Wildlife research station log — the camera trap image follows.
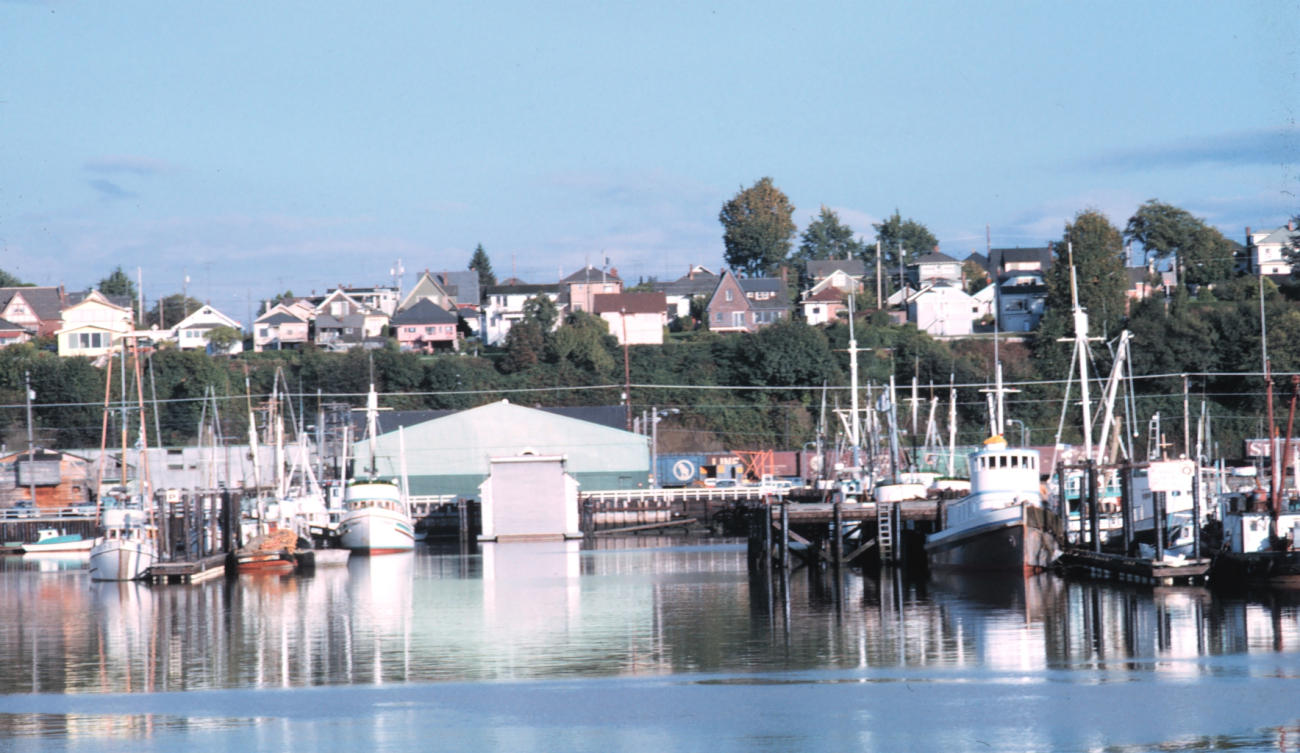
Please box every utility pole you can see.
[622,309,632,431]
[24,371,36,507]
[875,241,882,308]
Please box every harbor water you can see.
[1,539,1299,751]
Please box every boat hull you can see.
[926,504,1063,574]
[89,538,158,581]
[232,551,297,573]
[339,507,414,554]
[21,540,94,553]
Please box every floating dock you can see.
[1058,549,1211,585]
[147,554,228,584]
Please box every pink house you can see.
[391,298,460,352]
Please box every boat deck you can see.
[1059,548,1211,585]
[147,554,229,584]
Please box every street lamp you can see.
[650,406,680,488]
[1006,419,1029,448]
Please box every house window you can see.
[259,328,269,338]
[715,312,723,323]
[425,327,434,334]
[603,285,613,293]
[812,307,821,314]
[331,302,345,316]
[406,327,416,333]
[733,312,745,327]
[725,290,733,302]
[75,332,105,349]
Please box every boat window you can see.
[979,457,986,469]
[999,456,1007,468]
[1011,456,1019,468]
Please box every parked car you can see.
[713,479,740,489]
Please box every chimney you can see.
[1290,221,1295,232]
[688,264,694,281]
[610,267,618,280]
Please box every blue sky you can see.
[2,0,1297,324]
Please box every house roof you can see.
[806,259,866,279]
[804,287,845,303]
[0,287,65,322]
[1125,267,1153,287]
[561,265,622,285]
[911,251,960,265]
[592,292,667,315]
[258,311,305,326]
[0,318,28,332]
[977,247,1054,275]
[738,277,790,309]
[390,298,459,326]
[653,267,720,297]
[315,313,369,329]
[356,404,630,437]
[498,277,528,286]
[1258,226,1300,246]
[435,271,481,306]
[484,283,560,297]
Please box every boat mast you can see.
[947,375,957,478]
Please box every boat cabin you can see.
[969,437,1041,496]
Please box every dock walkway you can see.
[1059,549,1211,585]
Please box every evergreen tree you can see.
[0,269,25,288]
[469,244,497,288]
[522,294,559,334]
[872,210,938,269]
[719,177,796,277]
[97,266,137,299]
[791,206,864,287]
[499,321,544,373]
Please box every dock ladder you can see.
[877,502,896,564]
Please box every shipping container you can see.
[655,454,707,487]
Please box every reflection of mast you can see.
[367,383,379,479]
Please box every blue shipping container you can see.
[656,454,707,487]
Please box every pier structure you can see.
[747,498,942,573]
[148,488,245,583]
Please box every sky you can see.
[2,0,1298,325]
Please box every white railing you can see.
[0,507,98,521]
[580,487,788,504]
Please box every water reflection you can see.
[0,538,1298,697]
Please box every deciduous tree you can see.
[522,294,559,334]
[872,210,938,269]
[1123,200,1233,285]
[719,177,796,277]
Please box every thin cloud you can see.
[1084,128,1298,171]
[88,179,138,201]
[85,155,179,176]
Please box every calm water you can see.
[1,538,1299,751]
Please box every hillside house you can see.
[706,270,790,334]
[169,304,244,354]
[312,289,387,343]
[1246,222,1300,276]
[805,259,866,293]
[562,266,623,314]
[653,266,720,320]
[907,282,979,337]
[801,286,847,326]
[55,291,135,358]
[480,283,561,346]
[253,306,309,351]
[392,298,461,352]
[398,272,459,313]
[0,287,67,338]
[592,292,668,345]
[907,251,963,287]
[996,271,1048,332]
[327,285,399,317]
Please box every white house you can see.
[1247,222,1299,276]
[907,251,963,287]
[906,282,979,337]
[55,291,135,358]
[169,304,244,354]
[592,292,667,345]
[479,283,561,346]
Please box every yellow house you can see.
[55,291,134,358]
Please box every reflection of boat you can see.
[21,529,95,553]
[925,436,1063,573]
[339,481,414,554]
[89,509,159,581]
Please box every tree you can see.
[791,206,864,287]
[719,177,796,277]
[499,321,544,373]
[522,294,559,334]
[469,244,497,288]
[205,325,243,355]
[98,266,137,299]
[147,294,205,329]
[1123,200,1233,285]
[963,259,991,295]
[547,311,616,373]
[1034,210,1128,375]
[1283,213,1300,272]
[268,290,295,308]
[872,210,939,270]
[0,270,25,288]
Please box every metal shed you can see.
[355,400,651,497]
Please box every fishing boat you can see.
[21,529,95,554]
[338,480,414,554]
[231,529,300,573]
[925,435,1063,573]
[88,509,159,581]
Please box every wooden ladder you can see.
[877,502,895,564]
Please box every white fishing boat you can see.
[88,509,159,581]
[925,435,1063,573]
[21,529,95,553]
[339,480,414,554]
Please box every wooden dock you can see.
[147,554,229,584]
[1059,548,1211,585]
[748,499,942,572]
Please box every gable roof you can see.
[738,277,790,309]
[984,246,1054,274]
[592,292,667,315]
[561,265,622,285]
[484,283,560,297]
[360,404,630,436]
[172,304,240,331]
[435,270,481,306]
[654,266,720,297]
[391,298,459,325]
[805,287,846,303]
[398,272,454,312]
[258,311,305,326]
[0,318,28,333]
[1258,225,1300,246]
[0,287,65,322]
[911,251,959,265]
[806,259,867,279]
